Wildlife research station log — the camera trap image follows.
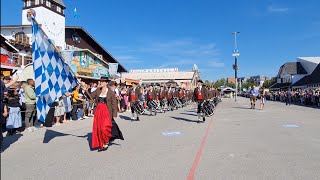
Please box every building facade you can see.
[270,57,320,90]
[1,0,127,80]
[121,67,200,90]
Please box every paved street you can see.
[1,97,320,180]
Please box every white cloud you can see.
[116,55,135,60]
[112,38,222,69]
[115,55,143,64]
[268,6,289,13]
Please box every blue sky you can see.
[1,0,320,81]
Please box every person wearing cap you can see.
[147,84,157,116]
[129,82,142,120]
[193,80,208,122]
[90,77,123,152]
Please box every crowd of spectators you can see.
[268,89,320,107]
[1,76,179,138]
[240,87,320,108]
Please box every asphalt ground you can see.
[1,97,320,180]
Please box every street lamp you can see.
[232,32,240,102]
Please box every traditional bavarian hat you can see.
[197,79,204,83]
[100,76,110,82]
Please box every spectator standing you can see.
[63,92,72,122]
[286,88,292,106]
[71,86,84,121]
[54,96,65,126]
[24,79,37,132]
[259,87,266,110]
[18,81,27,126]
[1,75,19,151]
[6,88,22,135]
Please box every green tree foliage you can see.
[241,81,255,90]
[213,78,226,88]
[262,78,276,88]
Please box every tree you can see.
[213,78,226,88]
[242,81,255,90]
[263,78,276,88]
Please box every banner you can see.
[109,63,118,76]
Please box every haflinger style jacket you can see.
[158,88,167,100]
[193,86,209,102]
[90,87,118,118]
[128,87,142,102]
[147,89,157,101]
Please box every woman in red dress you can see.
[91,78,112,152]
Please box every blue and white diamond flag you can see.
[32,18,78,122]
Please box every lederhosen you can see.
[159,89,166,107]
[130,88,140,114]
[194,86,206,114]
[167,89,172,107]
[147,90,156,111]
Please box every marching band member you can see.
[167,86,173,111]
[159,85,167,112]
[129,82,142,120]
[193,80,208,122]
[172,86,178,109]
[147,84,157,116]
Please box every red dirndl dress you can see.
[91,100,112,149]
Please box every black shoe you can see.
[98,146,108,152]
[203,117,206,122]
[137,117,140,121]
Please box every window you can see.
[35,0,39,5]
[57,6,61,13]
[46,0,51,7]
[26,0,31,6]
[40,0,43,4]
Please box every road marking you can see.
[283,124,300,128]
[161,131,182,136]
[187,119,214,180]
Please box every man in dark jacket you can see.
[129,82,142,120]
[193,80,208,122]
[147,84,157,116]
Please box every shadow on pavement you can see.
[185,110,196,113]
[231,107,251,110]
[2,134,23,152]
[180,112,197,116]
[43,129,72,143]
[170,116,200,123]
[119,115,133,121]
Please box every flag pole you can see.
[29,14,96,104]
